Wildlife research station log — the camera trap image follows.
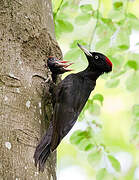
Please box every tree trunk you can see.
[0,0,62,179]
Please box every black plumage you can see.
[34,43,112,171]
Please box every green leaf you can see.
[96,168,115,180]
[125,72,139,92]
[70,40,87,49]
[118,45,129,50]
[126,60,138,71]
[70,129,94,151]
[108,155,121,172]
[57,20,74,33]
[80,4,93,13]
[93,94,104,105]
[127,13,137,19]
[108,9,125,22]
[78,139,94,151]
[96,21,116,40]
[127,13,139,30]
[113,2,123,10]
[96,168,107,180]
[132,104,139,117]
[115,24,131,50]
[57,13,68,20]
[88,150,102,166]
[75,13,91,25]
[105,79,120,88]
[88,102,101,116]
[92,120,102,128]
[85,144,94,151]
[93,10,102,19]
[101,18,112,24]
[70,130,84,145]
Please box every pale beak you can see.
[77,43,92,57]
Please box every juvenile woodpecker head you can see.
[77,43,112,73]
[47,56,73,75]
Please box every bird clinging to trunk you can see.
[34,43,112,171]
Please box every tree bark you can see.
[0,0,62,179]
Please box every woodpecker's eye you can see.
[95,55,99,59]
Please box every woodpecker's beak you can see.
[77,43,92,57]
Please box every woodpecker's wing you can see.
[50,74,94,151]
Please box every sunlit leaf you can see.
[92,120,102,129]
[126,60,138,71]
[105,79,120,88]
[113,2,123,10]
[96,21,116,40]
[96,168,107,180]
[93,10,103,19]
[70,130,85,145]
[57,13,68,20]
[85,144,94,151]
[127,13,139,30]
[108,9,125,21]
[70,129,95,151]
[57,20,74,33]
[78,139,94,151]
[118,45,129,50]
[75,13,91,25]
[93,94,104,105]
[70,40,87,48]
[101,18,112,24]
[108,155,121,172]
[88,102,101,116]
[115,24,131,50]
[88,150,102,166]
[80,4,93,13]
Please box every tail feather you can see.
[34,122,53,172]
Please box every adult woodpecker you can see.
[34,43,112,171]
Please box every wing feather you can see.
[50,74,93,150]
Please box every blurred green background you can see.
[52,0,139,179]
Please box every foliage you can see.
[52,0,139,179]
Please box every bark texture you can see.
[0,0,62,179]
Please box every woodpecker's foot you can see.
[47,56,73,75]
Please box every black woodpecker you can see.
[34,43,112,171]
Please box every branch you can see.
[53,0,64,20]
[89,0,101,49]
